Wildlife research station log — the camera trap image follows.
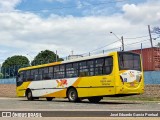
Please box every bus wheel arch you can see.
[67,87,79,102]
[25,88,34,101]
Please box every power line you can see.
[95,39,150,53]
[127,39,149,45]
[103,46,121,52]
[124,35,149,39]
[81,40,120,55]
[81,36,150,56]
[124,39,149,46]
[100,39,149,52]
[82,45,121,57]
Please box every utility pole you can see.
[148,25,154,71]
[110,32,125,51]
[148,25,153,48]
[56,50,58,62]
[121,36,124,51]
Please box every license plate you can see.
[130,82,134,86]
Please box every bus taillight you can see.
[139,76,142,82]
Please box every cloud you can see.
[0,0,160,63]
[122,0,160,25]
[0,12,149,59]
[0,0,21,12]
[0,13,111,58]
[45,0,69,3]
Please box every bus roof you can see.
[18,51,117,72]
[19,61,61,72]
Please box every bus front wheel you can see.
[88,97,102,103]
[26,90,34,101]
[67,88,78,102]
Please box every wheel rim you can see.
[27,92,32,98]
[69,91,76,101]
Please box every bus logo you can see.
[2,112,11,117]
[56,79,68,87]
[129,71,135,78]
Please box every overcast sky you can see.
[0,0,160,64]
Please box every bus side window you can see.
[26,70,31,81]
[43,67,50,80]
[87,60,94,76]
[95,58,104,75]
[66,63,73,78]
[49,67,54,79]
[104,57,113,75]
[54,66,59,79]
[36,68,43,80]
[30,70,34,81]
[79,61,89,77]
[22,71,26,82]
[73,62,78,77]
[59,65,65,78]
[33,69,38,80]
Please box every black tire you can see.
[34,97,39,100]
[67,88,78,102]
[26,90,34,101]
[76,98,82,103]
[88,97,102,103]
[46,97,53,101]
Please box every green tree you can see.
[0,73,3,79]
[156,42,160,47]
[31,50,63,66]
[1,55,30,78]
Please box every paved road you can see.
[0,98,159,120]
[0,97,159,111]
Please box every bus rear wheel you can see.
[46,97,53,101]
[26,90,34,101]
[67,88,78,102]
[88,97,102,103]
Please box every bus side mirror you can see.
[17,74,20,77]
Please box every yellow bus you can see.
[16,51,144,103]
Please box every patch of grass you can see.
[104,97,160,101]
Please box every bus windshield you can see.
[119,52,141,71]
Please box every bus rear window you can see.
[119,53,141,71]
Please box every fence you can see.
[144,71,160,84]
[0,78,16,84]
[0,65,23,79]
[0,71,160,84]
